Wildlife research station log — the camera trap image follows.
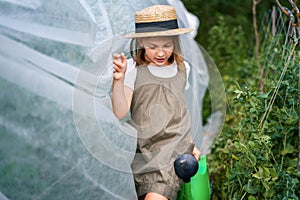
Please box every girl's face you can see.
[139,36,174,66]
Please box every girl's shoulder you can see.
[183,61,191,90]
[183,60,191,71]
[124,58,137,90]
[183,61,191,77]
[126,58,136,72]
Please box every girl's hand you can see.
[113,53,127,81]
[192,145,201,161]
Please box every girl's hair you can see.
[129,36,185,71]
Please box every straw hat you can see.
[124,5,193,38]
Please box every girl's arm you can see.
[112,53,133,119]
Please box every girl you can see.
[112,5,200,200]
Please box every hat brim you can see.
[124,28,193,38]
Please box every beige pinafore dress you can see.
[130,65,194,200]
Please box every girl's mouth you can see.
[155,58,166,63]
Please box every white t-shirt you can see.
[124,58,190,90]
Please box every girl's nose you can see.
[157,48,164,57]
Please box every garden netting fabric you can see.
[0,0,225,199]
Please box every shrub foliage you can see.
[183,1,300,199]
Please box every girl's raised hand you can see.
[113,53,127,81]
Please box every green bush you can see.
[207,20,300,199]
[182,2,300,198]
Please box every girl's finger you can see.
[113,65,121,72]
[113,53,120,60]
[113,59,123,67]
[120,53,127,65]
[192,147,201,161]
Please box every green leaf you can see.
[258,93,268,99]
[285,114,298,125]
[252,173,262,179]
[248,153,257,166]
[281,143,295,155]
[232,153,239,160]
[234,89,244,94]
[248,196,256,200]
[262,181,270,191]
[262,167,270,177]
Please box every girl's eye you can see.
[146,43,172,49]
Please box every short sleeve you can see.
[123,58,137,90]
[184,61,191,90]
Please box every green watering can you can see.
[177,155,210,200]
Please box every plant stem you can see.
[258,42,298,132]
[253,0,264,92]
